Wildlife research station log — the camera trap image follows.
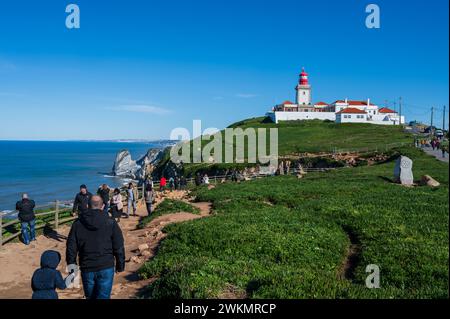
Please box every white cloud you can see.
[107,104,171,115]
[236,93,258,98]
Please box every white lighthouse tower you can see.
[295,67,312,106]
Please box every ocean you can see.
[0,141,166,212]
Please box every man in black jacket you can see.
[72,184,92,216]
[16,193,36,245]
[66,195,125,299]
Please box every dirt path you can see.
[0,190,212,299]
[337,226,361,281]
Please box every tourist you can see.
[160,176,167,192]
[31,250,68,299]
[180,176,187,190]
[144,186,154,215]
[16,193,36,245]
[203,174,210,185]
[126,183,137,217]
[431,139,436,150]
[174,176,180,190]
[195,173,202,186]
[168,177,175,191]
[231,170,238,182]
[110,188,123,222]
[145,177,154,190]
[72,184,92,216]
[66,195,125,300]
[97,184,111,214]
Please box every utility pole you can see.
[399,97,402,125]
[443,105,446,132]
[431,106,434,128]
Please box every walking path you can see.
[421,146,449,163]
[0,190,212,299]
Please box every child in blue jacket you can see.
[31,250,68,299]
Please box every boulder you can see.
[394,156,414,186]
[420,175,440,187]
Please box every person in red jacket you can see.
[160,176,167,192]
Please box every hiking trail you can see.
[0,190,212,299]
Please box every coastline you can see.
[0,140,174,211]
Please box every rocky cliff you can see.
[112,150,140,178]
[111,147,172,180]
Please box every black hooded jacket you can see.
[66,209,125,273]
[72,191,93,214]
[31,250,66,299]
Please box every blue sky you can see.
[0,0,448,140]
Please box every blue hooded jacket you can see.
[31,250,66,299]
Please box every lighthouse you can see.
[295,67,312,106]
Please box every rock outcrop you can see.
[136,149,166,180]
[112,147,170,180]
[112,150,140,179]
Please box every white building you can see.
[266,68,405,125]
[335,108,368,123]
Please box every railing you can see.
[0,168,334,247]
[0,201,76,246]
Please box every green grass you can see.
[137,199,200,229]
[176,118,414,177]
[227,117,413,154]
[139,146,448,299]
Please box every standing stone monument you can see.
[394,156,414,186]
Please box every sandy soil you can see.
[0,190,211,299]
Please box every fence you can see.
[330,141,412,154]
[0,183,155,247]
[0,167,334,247]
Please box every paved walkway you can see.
[421,146,449,163]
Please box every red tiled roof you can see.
[348,101,369,106]
[333,100,374,106]
[337,108,367,114]
[282,100,295,105]
[315,102,328,106]
[379,107,397,114]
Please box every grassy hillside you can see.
[227,117,413,154]
[171,118,413,177]
[139,146,448,298]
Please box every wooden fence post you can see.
[55,201,59,230]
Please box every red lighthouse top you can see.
[299,67,309,85]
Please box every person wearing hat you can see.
[72,184,93,217]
